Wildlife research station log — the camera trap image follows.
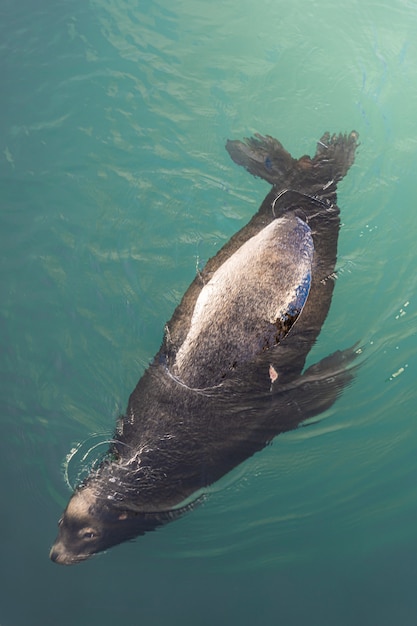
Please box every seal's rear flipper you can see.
[300,131,359,198]
[226,134,297,186]
[226,131,359,200]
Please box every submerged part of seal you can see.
[50,131,359,565]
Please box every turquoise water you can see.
[2,0,417,623]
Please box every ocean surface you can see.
[1,0,417,624]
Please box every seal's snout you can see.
[49,544,67,565]
[49,542,87,566]
[49,546,60,564]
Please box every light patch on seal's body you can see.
[173,215,313,387]
[269,364,279,383]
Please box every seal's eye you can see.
[79,528,97,540]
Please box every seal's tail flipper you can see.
[226,131,359,199]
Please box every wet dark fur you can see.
[50,131,359,564]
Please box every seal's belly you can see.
[172,214,313,388]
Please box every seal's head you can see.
[49,484,157,565]
[50,479,198,565]
[50,486,112,565]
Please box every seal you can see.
[50,131,359,565]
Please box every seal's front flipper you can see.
[226,134,297,186]
[273,343,360,431]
